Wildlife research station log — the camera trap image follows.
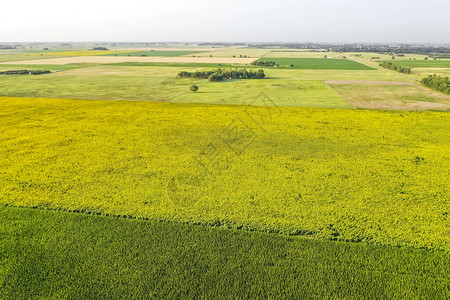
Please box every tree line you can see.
[249,43,450,56]
[421,74,450,94]
[0,70,51,75]
[0,45,17,49]
[379,62,412,74]
[178,68,265,81]
[251,60,276,67]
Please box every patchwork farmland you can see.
[1,43,449,299]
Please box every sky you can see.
[1,0,449,43]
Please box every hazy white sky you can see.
[1,0,449,43]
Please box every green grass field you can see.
[172,79,350,108]
[0,63,423,108]
[387,60,450,68]
[0,97,448,250]
[1,206,449,299]
[0,65,354,108]
[257,58,375,70]
[102,50,205,57]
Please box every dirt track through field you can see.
[0,56,258,65]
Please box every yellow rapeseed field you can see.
[0,97,449,250]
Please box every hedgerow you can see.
[178,68,265,81]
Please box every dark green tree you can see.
[190,84,199,93]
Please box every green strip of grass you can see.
[386,60,450,68]
[1,206,449,299]
[258,58,375,70]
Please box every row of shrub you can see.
[0,70,51,75]
[92,47,109,50]
[421,74,450,94]
[178,68,265,81]
[251,60,276,67]
[379,61,412,74]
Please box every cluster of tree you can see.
[178,68,265,81]
[251,60,276,67]
[421,75,450,94]
[379,62,412,74]
[178,70,217,79]
[0,45,17,49]
[431,55,450,59]
[92,47,109,51]
[0,70,51,75]
[190,84,199,92]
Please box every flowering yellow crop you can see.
[0,97,449,250]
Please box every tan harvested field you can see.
[199,48,273,58]
[0,56,258,65]
[113,47,224,52]
[344,99,450,111]
[329,82,450,111]
[267,51,336,58]
[413,68,450,77]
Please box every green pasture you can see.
[172,79,350,108]
[386,59,450,68]
[257,58,375,70]
[0,64,416,107]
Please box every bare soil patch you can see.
[328,82,450,111]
